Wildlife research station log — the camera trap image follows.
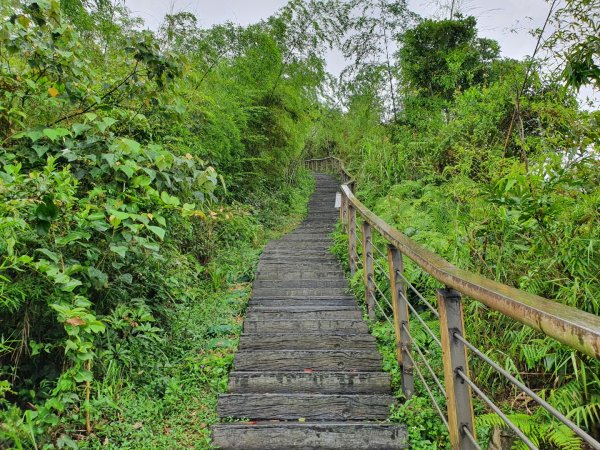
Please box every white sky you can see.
[124,0,598,106]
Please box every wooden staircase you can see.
[211,174,407,449]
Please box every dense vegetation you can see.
[0,0,319,447]
[318,4,600,449]
[1,0,598,448]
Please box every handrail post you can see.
[341,191,348,232]
[437,288,477,450]
[362,222,376,320]
[348,205,357,276]
[388,245,414,399]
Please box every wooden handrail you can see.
[305,156,355,186]
[340,184,600,359]
[307,155,600,448]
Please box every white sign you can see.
[335,192,341,209]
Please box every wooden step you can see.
[248,299,358,309]
[211,422,408,450]
[246,305,361,313]
[243,319,369,334]
[217,393,396,420]
[239,333,376,350]
[247,309,361,320]
[251,288,349,297]
[253,280,348,289]
[233,350,382,371]
[255,272,346,281]
[228,371,391,394]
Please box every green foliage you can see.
[0,0,321,447]
[398,16,500,100]
[314,11,599,449]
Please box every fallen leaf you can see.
[132,422,143,430]
[303,368,313,373]
[298,418,306,423]
[163,426,171,434]
[66,317,85,326]
[48,87,59,97]
[185,153,193,160]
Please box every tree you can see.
[544,0,600,90]
[341,0,418,121]
[397,16,500,101]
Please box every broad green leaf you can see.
[107,209,130,221]
[36,248,60,263]
[109,245,127,258]
[120,138,141,153]
[43,128,70,142]
[86,321,105,333]
[36,196,59,221]
[55,231,91,245]
[147,225,165,240]
[60,278,83,292]
[119,164,135,178]
[133,175,152,187]
[96,117,117,132]
[73,370,93,383]
[72,123,91,136]
[33,145,49,157]
[160,191,180,206]
[102,153,119,167]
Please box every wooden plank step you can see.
[246,309,361,320]
[255,272,346,281]
[238,333,376,350]
[211,422,408,450]
[259,256,338,262]
[248,298,358,307]
[228,371,391,394]
[234,350,381,371]
[243,319,368,334]
[252,280,347,289]
[247,305,361,313]
[217,393,395,420]
[251,288,349,297]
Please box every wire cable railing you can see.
[305,156,600,450]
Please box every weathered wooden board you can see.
[252,280,348,289]
[251,287,350,297]
[238,333,376,350]
[248,298,358,308]
[211,422,408,450]
[243,319,369,334]
[233,350,382,371]
[246,305,361,313]
[228,371,391,394]
[255,271,345,281]
[217,393,396,420]
[247,309,361,320]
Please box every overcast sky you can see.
[125,0,549,60]
[123,0,598,106]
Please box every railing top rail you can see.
[305,156,355,185]
[340,184,600,359]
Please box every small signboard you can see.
[335,192,341,209]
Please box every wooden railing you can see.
[305,156,600,450]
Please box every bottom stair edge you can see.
[211,422,408,450]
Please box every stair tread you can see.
[228,371,391,394]
[212,174,405,448]
[217,393,396,420]
[211,422,408,450]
